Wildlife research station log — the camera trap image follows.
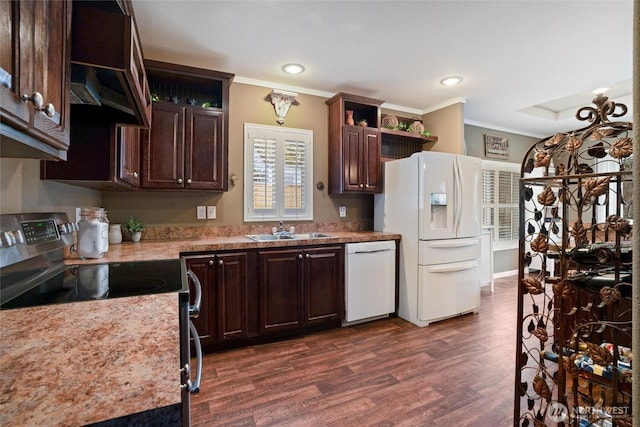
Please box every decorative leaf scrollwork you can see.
[599,286,621,305]
[552,280,573,299]
[583,176,611,199]
[586,342,613,366]
[530,233,548,253]
[565,134,583,151]
[534,151,552,168]
[533,376,552,402]
[576,163,594,174]
[609,137,632,159]
[522,277,543,295]
[605,214,632,235]
[532,327,549,344]
[587,142,607,158]
[544,133,564,148]
[537,186,556,206]
[570,218,587,246]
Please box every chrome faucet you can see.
[278,219,285,233]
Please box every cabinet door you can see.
[216,252,249,341]
[0,0,31,129]
[342,126,364,192]
[362,129,381,192]
[117,125,140,187]
[258,249,304,334]
[141,102,185,189]
[185,257,215,347]
[29,0,70,149]
[304,246,344,326]
[0,0,71,155]
[185,107,226,190]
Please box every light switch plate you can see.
[207,206,216,219]
[196,206,206,220]
[339,206,347,218]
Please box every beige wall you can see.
[422,102,465,154]
[0,158,101,220]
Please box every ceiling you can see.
[131,0,634,138]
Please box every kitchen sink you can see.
[246,234,295,241]
[245,233,335,242]
[291,233,335,239]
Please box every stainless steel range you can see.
[0,212,201,426]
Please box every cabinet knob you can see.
[133,172,138,178]
[187,178,192,184]
[22,92,44,108]
[42,103,55,118]
[359,183,364,188]
[177,178,183,184]
[218,259,223,265]
[298,254,303,259]
[22,92,55,117]
[208,259,214,265]
[365,184,370,188]
[306,253,310,258]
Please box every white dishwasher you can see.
[344,241,396,325]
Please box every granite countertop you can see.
[0,293,181,426]
[67,231,401,264]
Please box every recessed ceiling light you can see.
[591,86,611,95]
[282,63,305,74]
[440,76,463,87]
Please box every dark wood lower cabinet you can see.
[185,252,250,349]
[304,246,344,326]
[185,244,344,352]
[258,248,304,334]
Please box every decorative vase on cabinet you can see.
[345,110,354,125]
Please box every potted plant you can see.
[124,217,145,242]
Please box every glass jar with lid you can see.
[77,207,109,258]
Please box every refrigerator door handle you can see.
[454,157,462,235]
[427,261,479,274]
[426,239,480,249]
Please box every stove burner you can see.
[1,259,184,310]
[107,278,168,296]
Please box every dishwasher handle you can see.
[353,249,392,254]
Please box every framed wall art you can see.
[484,134,509,159]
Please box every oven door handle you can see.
[188,319,202,394]
[186,270,202,317]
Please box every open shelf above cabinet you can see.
[380,128,438,161]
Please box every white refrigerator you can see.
[374,152,482,327]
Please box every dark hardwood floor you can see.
[191,275,518,426]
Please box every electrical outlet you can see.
[207,206,216,219]
[339,206,347,218]
[196,206,206,220]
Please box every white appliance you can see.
[374,152,482,327]
[344,241,396,324]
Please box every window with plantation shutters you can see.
[481,160,520,250]
[244,123,313,222]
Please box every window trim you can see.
[481,159,520,251]
[243,123,314,222]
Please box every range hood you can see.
[70,2,150,128]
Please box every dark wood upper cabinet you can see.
[70,1,151,128]
[40,114,141,190]
[326,93,383,194]
[141,60,233,191]
[342,125,381,193]
[0,0,71,160]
